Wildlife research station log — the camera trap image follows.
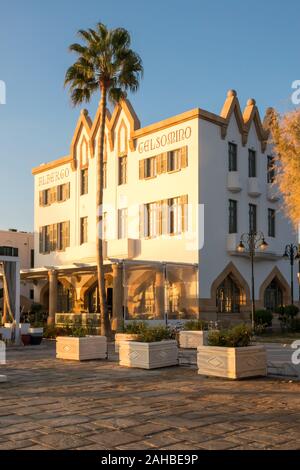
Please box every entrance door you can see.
[264,278,283,311]
[216,275,241,313]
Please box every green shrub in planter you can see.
[183,319,209,331]
[208,324,253,348]
[123,321,147,335]
[253,309,273,327]
[137,326,176,343]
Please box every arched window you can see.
[216,275,241,313]
[264,278,283,311]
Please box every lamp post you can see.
[237,231,268,330]
[283,243,299,305]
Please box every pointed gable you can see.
[89,104,111,158]
[109,99,141,152]
[243,99,269,152]
[70,109,92,171]
[220,90,269,152]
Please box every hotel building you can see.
[22,90,298,327]
[0,229,34,317]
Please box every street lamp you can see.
[237,231,268,330]
[283,243,299,305]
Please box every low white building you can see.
[0,229,34,317]
[24,90,298,327]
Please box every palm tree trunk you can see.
[96,82,111,337]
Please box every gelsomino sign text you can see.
[138,126,192,154]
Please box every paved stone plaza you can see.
[0,341,299,450]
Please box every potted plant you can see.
[179,320,210,349]
[115,321,146,352]
[197,324,267,380]
[56,327,107,361]
[29,321,44,345]
[119,326,178,369]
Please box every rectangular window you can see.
[44,225,50,252]
[249,204,257,233]
[118,155,127,185]
[168,149,181,172]
[267,155,275,183]
[169,197,184,234]
[145,157,157,178]
[30,249,34,268]
[57,182,70,202]
[39,189,50,207]
[29,289,34,300]
[57,221,70,251]
[229,199,238,234]
[248,149,256,177]
[145,203,160,238]
[268,208,276,237]
[118,208,128,239]
[228,142,237,172]
[80,217,88,244]
[81,169,88,195]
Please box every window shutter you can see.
[180,195,188,232]
[156,201,162,235]
[39,228,43,253]
[139,204,145,238]
[50,187,56,204]
[161,153,168,173]
[66,221,70,248]
[39,191,43,206]
[156,154,162,174]
[181,146,188,168]
[139,160,145,179]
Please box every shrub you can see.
[183,320,208,331]
[253,309,273,327]
[137,326,176,343]
[290,318,300,332]
[208,324,253,347]
[70,326,88,337]
[275,305,285,316]
[123,321,147,334]
[284,304,299,318]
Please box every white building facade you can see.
[0,229,34,317]
[25,90,298,327]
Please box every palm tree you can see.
[65,23,143,336]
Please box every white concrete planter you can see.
[119,340,178,369]
[179,330,209,349]
[56,336,107,361]
[115,333,140,352]
[20,323,31,334]
[197,345,267,379]
[29,327,43,335]
[0,327,12,341]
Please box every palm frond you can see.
[65,22,143,107]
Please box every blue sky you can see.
[0,0,299,232]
